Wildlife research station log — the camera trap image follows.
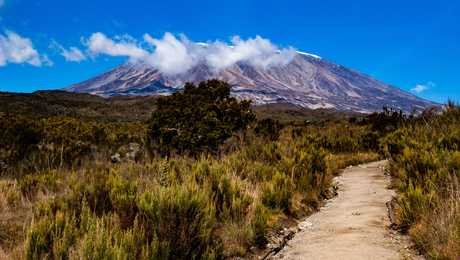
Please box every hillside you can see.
[0,91,157,122]
[0,90,360,123]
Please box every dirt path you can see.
[272,160,423,260]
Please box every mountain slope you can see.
[66,52,437,113]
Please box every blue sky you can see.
[0,0,459,103]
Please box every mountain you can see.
[66,52,437,113]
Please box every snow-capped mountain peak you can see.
[66,52,436,113]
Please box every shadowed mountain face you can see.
[66,53,437,113]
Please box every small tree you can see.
[147,80,255,156]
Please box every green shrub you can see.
[107,172,138,229]
[137,184,220,259]
[74,215,139,260]
[207,170,252,222]
[251,203,268,247]
[18,171,59,199]
[262,171,293,213]
[25,210,78,260]
[398,183,430,230]
[146,80,255,156]
[0,114,43,166]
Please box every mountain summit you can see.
[66,52,436,113]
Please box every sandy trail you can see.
[273,160,422,260]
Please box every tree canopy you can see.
[147,80,255,156]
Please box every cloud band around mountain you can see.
[82,32,297,75]
[0,30,296,73]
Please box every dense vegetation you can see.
[147,80,255,156]
[0,91,159,122]
[0,81,458,259]
[0,90,350,123]
[381,103,460,259]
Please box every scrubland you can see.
[381,103,460,259]
[0,81,458,259]
[0,119,378,258]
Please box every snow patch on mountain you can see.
[296,51,322,59]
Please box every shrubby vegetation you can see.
[0,115,145,173]
[0,80,457,259]
[381,102,460,259]
[147,80,255,156]
[1,124,378,259]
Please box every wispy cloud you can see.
[77,32,296,75]
[411,81,435,94]
[0,30,52,67]
[50,40,86,62]
[0,0,4,8]
[84,32,148,60]
[62,47,86,62]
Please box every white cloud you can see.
[62,47,86,62]
[78,32,296,75]
[0,0,4,8]
[85,32,148,60]
[206,36,296,70]
[143,33,197,75]
[411,81,435,94]
[50,40,86,62]
[411,84,428,93]
[0,30,51,67]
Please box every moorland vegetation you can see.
[0,80,457,259]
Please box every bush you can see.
[251,203,268,247]
[147,80,255,156]
[262,171,293,213]
[0,115,43,167]
[365,106,408,134]
[18,171,59,199]
[137,184,219,259]
[25,209,79,259]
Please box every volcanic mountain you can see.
[66,52,436,113]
